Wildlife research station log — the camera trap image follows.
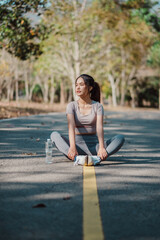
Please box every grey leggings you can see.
[50,132,125,158]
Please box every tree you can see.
[40,0,103,100]
[1,0,159,107]
[0,48,21,101]
[0,0,47,60]
[147,41,160,108]
[94,0,157,106]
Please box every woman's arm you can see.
[67,114,78,160]
[96,115,108,160]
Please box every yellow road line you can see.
[83,166,104,240]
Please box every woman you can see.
[50,74,125,166]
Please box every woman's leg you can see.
[50,131,86,157]
[105,134,125,156]
[94,134,125,157]
[50,131,70,157]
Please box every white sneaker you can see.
[88,156,101,166]
[74,155,88,166]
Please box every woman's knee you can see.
[116,134,125,144]
[50,131,60,142]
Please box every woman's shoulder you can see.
[92,101,104,114]
[67,101,77,107]
[66,101,77,114]
[92,100,103,107]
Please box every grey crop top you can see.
[66,100,104,134]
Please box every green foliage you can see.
[102,81,112,98]
[32,84,42,94]
[137,78,159,107]
[130,0,160,32]
[0,0,47,59]
[32,84,43,102]
[147,41,160,67]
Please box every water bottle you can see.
[45,139,53,164]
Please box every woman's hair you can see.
[75,74,101,102]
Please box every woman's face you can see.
[75,77,90,97]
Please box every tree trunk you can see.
[108,74,117,107]
[70,72,76,100]
[120,81,125,106]
[15,80,19,102]
[10,82,14,101]
[100,86,104,104]
[120,68,126,106]
[24,70,29,101]
[14,66,19,102]
[6,77,11,102]
[71,29,80,100]
[67,88,73,102]
[159,83,160,110]
[120,47,126,106]
[50,76,55,104]
[60,80,65,105]
[43,77,49,103]
[74,37,80,78]
[69,37,80,101]
[29,84,36,101]
[129,86,136,108]
[7,82,11,102]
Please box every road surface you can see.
[0,109,160,240]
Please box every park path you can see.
[0,109,160,240]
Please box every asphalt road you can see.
[0,109,160,240]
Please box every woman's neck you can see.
[78,96,92,105]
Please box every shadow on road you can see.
[0,110,160,240]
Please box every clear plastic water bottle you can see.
[45,139,53,164]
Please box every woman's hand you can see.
[68,147,78,161]
[98,147,108,161]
